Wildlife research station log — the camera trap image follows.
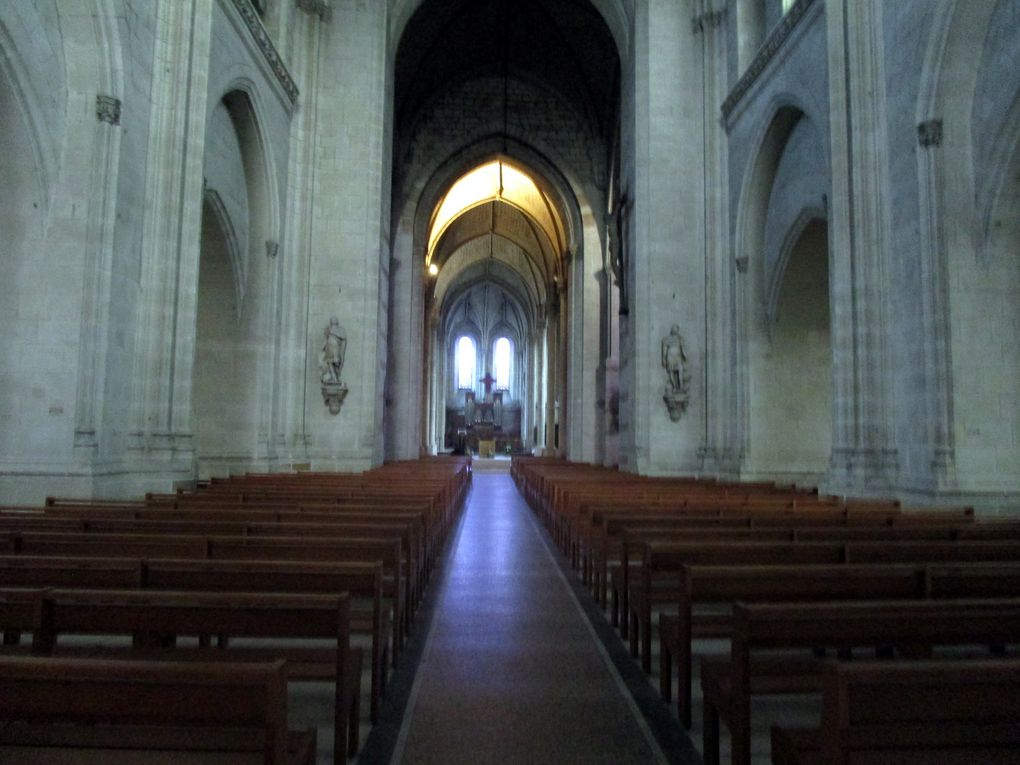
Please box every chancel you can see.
[1,0,1019,763]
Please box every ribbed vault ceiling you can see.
[395,0,618,139]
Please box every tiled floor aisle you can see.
[392,474,668,764]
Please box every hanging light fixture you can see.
[498,0,508,197]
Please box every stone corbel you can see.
[321,382,349,415]
[96,95,121,126]
[917,119,943,148]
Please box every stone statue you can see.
[661,325,687,394]
[319,316,347,385]
[661,324,691,422]
[319,316,349,415]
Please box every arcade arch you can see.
[424,157,570,457]
[385,0,621,463]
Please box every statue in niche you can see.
[465,391,476,426]
[319,316,349,415]
[661,324,691,422]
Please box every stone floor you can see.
[356,473,699,765]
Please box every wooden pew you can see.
[661,559,1020,725]
[0,656,315,764]
[590,514,750,605]
[700,598,1020,765]
[14,531,208,559]
[144,557,389,724]
[36,589,360,763]
[771,659,1020,764]
[8,531,407,653]
[0,554,390,729]
[205,535,406,649]
[630,539,1020,674]
[0,555,142,589]
[628,541,846,672]
[659,563,927,727]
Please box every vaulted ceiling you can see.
[394,0,619,141]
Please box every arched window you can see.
[456,336,476,390]
[781,0,795,12]
[494,337,512,391]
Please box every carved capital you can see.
[917,119,943,149]
[692,7,726,34]
[296,0,332,22]
[96,95,121,126]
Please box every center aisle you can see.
[389,473,671,764]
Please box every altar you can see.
[445,375,523,454]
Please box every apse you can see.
[387,0,620,462]
[425,157,569,457]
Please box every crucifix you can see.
[480,372,496,401]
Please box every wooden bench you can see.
[0,554,390,728]
[628,541,846,672]
[771,659,1020,764]
[8,531,407,654]
[143,557,389,724]
[661,560,1020,725]
[659,563,928,726]
[0,655,315,764]
[701,598,1020,765]
[629,538,1020,674]
[33,588,361,763]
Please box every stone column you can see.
[131,0,212,468]
[301,0,390,470]
[621,0,707,474]
[271,7,324,466]
[825,0,899,493]
[692,1,739,477]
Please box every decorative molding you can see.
[917,119,943,148]
[721,0,817,123]
[230,0,298,106]
[296,0,332,22]
[96,94,121,125]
